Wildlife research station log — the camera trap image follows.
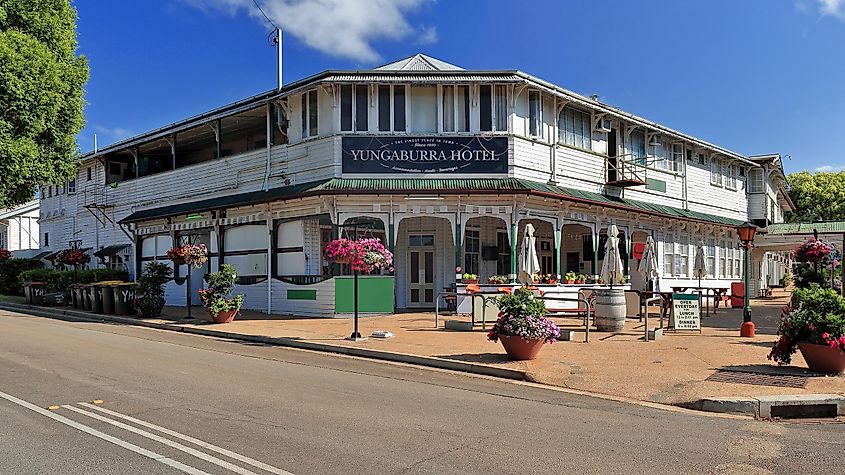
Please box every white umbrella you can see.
[693,240,708,288]
[601,225,625,287]
[639,235,659,290]
[518,223,541,284]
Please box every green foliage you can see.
[18,268,128,294]
[0,0,89,207]
[769,284,845,365]
[489,287,560,343]
[0,257,39,295]
[198,264,243,317]
[786,171,845,223]
[134,262,172,318]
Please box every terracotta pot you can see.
[170,257,186,266]
[798,342,845,374]
[547,280,557,285]
[208,308,237,324]
[564,280,575,284]
[463,279,478,284]
[499,335,545,360]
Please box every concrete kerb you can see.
[0,302,526,382]
[691,394,845,418]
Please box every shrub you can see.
[0,258,41,295]
[768,284,845,365]
[198,264,243,316]
[134,262,172,318]
[18,268,129,295]
[488,287,560,344]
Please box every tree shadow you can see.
[434,352,511,364]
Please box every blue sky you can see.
[75,0,845,174]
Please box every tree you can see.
[0,0,88,208]
[787,171,845,223]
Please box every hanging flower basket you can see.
[0,249,11,261]
[166,244,208,269]
[792,238,837,265]
[325,237,393,273]
[54,248,90,266]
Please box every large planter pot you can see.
[499,335,545,361]
[798,342,845,374]
[208,309,237,324]
[595,288,626,332]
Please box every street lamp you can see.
[736,221,758,337]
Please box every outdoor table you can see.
[640,291,673,323]
[670,286,729,315]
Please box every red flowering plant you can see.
[768,284,845,365]
[54,248,90,266]
[324,238,393,273]
[166,243,208,268]
[792,238,837,265]
[0,249,11,261]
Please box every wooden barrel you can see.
[594,289,626,332]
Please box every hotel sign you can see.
[342,136,508,175]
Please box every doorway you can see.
[607,128,618,183]
[408,234,435,307]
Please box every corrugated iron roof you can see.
[120,177,743,227]
[374,54,464,71]
[766,221,845,235]
[322,74,523,83]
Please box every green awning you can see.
[766,221,845,235]
[120,177,742,227]
[94,244,131,258]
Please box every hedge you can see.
[0,258,42,296]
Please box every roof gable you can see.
[374,53,464,71]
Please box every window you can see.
[697,152,707,165]
[355,86,368,132]
[727,245,734,278]
[463,229,480,275]
[630,130,646,165]
[341,84,369,132]
[528,90,542,137]
[301,90,318,139]
[747,169,764,193]
[671,143,684,172]
[733,246,741,278]
[726,163,737,190]
[558,107,592,150]
[480,85,509,132]
[374,85,407,132]
[47,186,52,198]
[706,238,716,277]
[442,85,469,132]
[340,85,352,131]
[44,232,49,246]
[663,234,675,276]
[67,178,76,194]
[87,167,92,181]
[710,159,723,186]
[718,240,727,278]
[680,234,689,277]
[496,231,511,275]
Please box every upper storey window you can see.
[528,90,542,138]
[442,85,469,132]
[479,85,508,132]
[301,90,318,139]
[630,130,646,165]
[747,169,764,193]
[378,85,406,132]
[557,106,591,151]
[340,85,369,132]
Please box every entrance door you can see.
[408,234,435,307]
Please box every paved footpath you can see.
[1,308,844,474]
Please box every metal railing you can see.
[539,295,592,342]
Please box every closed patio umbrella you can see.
[601,224,625,287]
[639,235,659,291]
[693,240,708,288]
[518,223,541,284]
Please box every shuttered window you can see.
[558,107,592,151]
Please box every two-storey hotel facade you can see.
[38,54,792,316]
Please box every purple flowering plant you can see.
[487,287,560,344]
[792,238,838,265]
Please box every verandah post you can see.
[510,222,517,282]
[554,227,562,280]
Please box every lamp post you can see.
[736,222,758,337]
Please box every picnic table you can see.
[640,291,673,322]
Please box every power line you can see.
[251,0,279,30]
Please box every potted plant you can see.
[576,274,587,284]
[462,273,478,284]
[487,275,508,285]
[768,284,845,373]
[324,237,393,273]
[134,262,173,318]
[166,243,208,268]
[564,271,577,284]
[488,287,560,360]
[198,264,244,324]
[544,273,557,285]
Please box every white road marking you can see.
[79,402,294,475]
[63,404,263,475]
[0,390,209,475]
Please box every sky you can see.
[74,0,845,174]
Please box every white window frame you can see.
[747,168,764,193]
[557,106,592,151]
[440,84,470,133]
[340,84,370,133]
[528,90,543,138]
[680,234,689,277]
[67,178,76,194]
[710,158,723,186]
[706,238,716,277]
[301,90,319,139]
[662,233,675,277]
[718,239,727,279]
[725,163,738,190]
[463,228,481,275]
[376,84,407,133]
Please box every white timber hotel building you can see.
[37,54,793,316]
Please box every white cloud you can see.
[93,125,133,140]
[814,164,845,172]
[799,0,845,18]
[184,0,435,62]
[417,25,438,45]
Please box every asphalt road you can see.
[0,309,842,475]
